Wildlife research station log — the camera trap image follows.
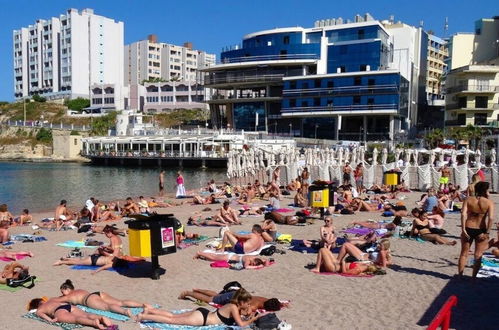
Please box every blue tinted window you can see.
[327,41,383,73]
[233,102,265,130]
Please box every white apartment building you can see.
[124,35,215,86]
[13,8,124,100]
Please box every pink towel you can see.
[317,272,373,278]
[210,260,230,268]
[275,208,294,213]
[0,254,29,262]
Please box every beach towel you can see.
[139,309,246,329]
[289,238,345,254]
[342,228,372,236]
[56,241,99,249]
[179,235,211,249]
[202,243,273,257]
[10,234,47,242]
[276,234,292,243]
[70,260,141,272]
[77,304,159,321]
[398,235,426,243]
[0,253,29,262]
[477,255,499,278]
[23,311,83,329]
[315,272,374,278]
[274,208,294,213]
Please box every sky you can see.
[0,0,497,101]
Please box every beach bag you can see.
[254,313,281,329]
[219,281,243,294]
[7,273,36,289]
[260,245,276,256]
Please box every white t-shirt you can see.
[85,199,95,210]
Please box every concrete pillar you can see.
[363,115,367,142]
[389,116,394,141]
[336,115,342,140]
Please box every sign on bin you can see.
[161,227,174,249]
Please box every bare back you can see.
[244,233,264,253]
[464,196,493,229]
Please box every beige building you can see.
[426,34,448,104]
[52,132,83,159]
[447,17,499,70]
[124,35,216,85]
[445,61,499,126]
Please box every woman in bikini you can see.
[28,297,114,329]
[136,288,264,327]
[193,251,271,269]
[309,247,383,275]
[0,250,34,261]
[458,181,495,278]
[55,279,149,318]
[0,204,14,224]
[53,225,123,274]
[336,239,392,268]
[411,211,456,245]
[0,261,30,284]
[303,216,336,250]
[264,211,302,225]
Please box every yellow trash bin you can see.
[384,172,400,186]
[311,188,329,208]
[128,228,152,257]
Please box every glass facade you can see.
[233,102,265,131]
[327,41,390,73]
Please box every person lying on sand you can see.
[351,216,402,231]
[309,247,385,276]
[194,251,271,270]
[264,211,305,225]
[192,194,218,205]
[187,214,227,227]
[0,261,30,284]
[136,288,264,327]
[178,287,285,313]
[28,297,115,329]
[0,250,34,261]
[337,239,392,268]
[55,279,150,318]
[218,225,265,254]
[53,225,123,274]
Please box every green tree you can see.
[90,111,117,136]
[65,98,90,111]
[424,128,445,148]
[35,127,52,143]
[464,124,487,149]
[32,94,46,102]
[141,77,166,84]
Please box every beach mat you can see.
[289,238,345,254]
[477,255,499,279]
[0,254,29,262]
[23,312,83,329]
[77,304,159,321]
[70,263,139,272]
[140,309,246,329]
[202,243,273,257]
[178,235,211,249]
[57,241,99,249]
[10,234,48,242]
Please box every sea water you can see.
[0,161,226,214]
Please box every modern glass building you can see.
[203,15,412,141]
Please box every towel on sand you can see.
[0,277,39,292]
[23,311,82,329]
[0,254,30,262]
[477,255,499,278]
[77,304,159,321]
[10,234,47,242]
[56,241,99,249]
[178,235,211,249]
[202,244,273,256]
[139,309,245,329]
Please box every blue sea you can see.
[0,161,226,214]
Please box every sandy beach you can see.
[1,190,498,330]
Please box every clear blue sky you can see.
[0,0,497,101]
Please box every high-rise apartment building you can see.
[13,8,124,100]
[124,35,216,85]
[445,16,499,127]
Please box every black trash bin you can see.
[308,182,337,218]
[125,213,180,279]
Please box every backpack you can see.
[260,245,276,256]
[254,313,281,329]
[219,281,243,294]
[7,273,36,289]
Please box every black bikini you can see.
[216,309,235,326]
[465,227,487,242]
[90,254,100,266]
[83,291,101,305]
[55,304,71,313]
[196,307,210,326]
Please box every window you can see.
[289,99,296,108]
[457,114,466,125]
[358,29,365,39]
[290,81,296,89]
[354,77,362,86]
[339,66,346,73]
[353,96,361,105]
[327,80,334,88]
[475,96,488,108]
[474,113,487,125]
[314,79,321,88]
[368,78,375,86]
[283,36,290,44]
[74,138,78,146]
[458,97,467,108]
[360,64,367,71]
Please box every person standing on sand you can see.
[176,172,186,198]
[159,170,165,196]
[343,162,352,185]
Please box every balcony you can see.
[446,103,499,111]
[282,103,398,114]
[219,53,319,64]
[283,84,399,97]
[205,73,284,86]
[446,84,498,94]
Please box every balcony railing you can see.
[205,73,284,85]
[283,84,399,97]
[446,85,498,93]
[219,53,319,64]
[282,103,398,113]
[446,103,499,110]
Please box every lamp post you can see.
[23,96,26,125]
[315,124,319,140]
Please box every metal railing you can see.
[219,53,319,64]
[283,84,399,96]
[82,150,226,158]
[282,103,398,113]
[205,73,284,85]
[446,84,498,93]
[4,120,90,131]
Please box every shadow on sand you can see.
[417,276,499,329]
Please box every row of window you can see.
[92,97,114,104]
[146,96,202,103]
[284,94,399,108]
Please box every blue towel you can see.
[77,304,160,321]
[57,241,98,249]
[11,234,47,242]
[140,310,246,329]
[69,263,138,272]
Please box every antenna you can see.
[444,17,449,37]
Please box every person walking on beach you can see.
[159,170,165,196]
[458,181,495,279]
[353,163,364,192]
[176,172,186,198]
[343,162,352,185]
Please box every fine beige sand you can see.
[2,191,498,330]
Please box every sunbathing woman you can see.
[350,198,378,212]
[0,261,29,284]
[336,239,392,268]
[309,247,383,275]
[28,297,114,329]
[178,288,284,312]
[0,204,14,223]
[303,216,336,249]
[294,188,308,208]
[458,181,495,278]
[0,250,34,261]
[192,194,217,205]
[188,214,227,227]
[136,288,264,327]
[0,220,11,243]
[412,211,456,245]
[14,209,32,226]
[53,225,123,274]
[261,218,277,242]
[56,279,149,318]
[98,205,120,222]
[194,251,271,269]
[264,211,303,225]
[352,216,402,231]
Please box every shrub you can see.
[32,94,46,102]
[70,130,80,136]
[35,127,52,143]
[65,98,90,111]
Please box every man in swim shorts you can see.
[439,164,451,191]
[218,224,264,254]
